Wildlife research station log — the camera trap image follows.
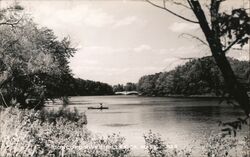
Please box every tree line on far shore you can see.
[69,78,114,96]
[112,82,137,93]
[137,57,250,96]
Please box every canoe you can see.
[87,107,109,110]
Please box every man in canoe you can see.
[100,103,103,109]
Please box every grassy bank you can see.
[0,107,130,157]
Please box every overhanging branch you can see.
[0,15,23,27]
[223,37,248,53]
[145,0,199,24]
[172,1,191,10]
[179,33,208,46]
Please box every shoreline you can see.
[138,94,223,99]
[137,92,250,99]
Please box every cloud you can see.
[83,10,138,28]
[78,44,154,55]
[23,2,138,29]
[113,16,137,28]
[133,44,152,52]
[84,14,139,28]
[168,22,199,33]
[84,9,115,27]
[81,46,129,55]
[158,46,210,58]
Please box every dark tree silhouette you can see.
[146,0,250,116]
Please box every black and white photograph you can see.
[0,0,250,156]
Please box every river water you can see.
[66,95,248,156]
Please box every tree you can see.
[146,0,250,115]
[113,84,125,92]
[0,7,76,108]
[124,82,137,91]
[72,78,114,96]
[138,73,161,96]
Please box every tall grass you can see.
[0,107,131,157]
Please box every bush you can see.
[144,130,192,157]
[242,135,250,157]
[0,107,130,157]
[201,133,238,157]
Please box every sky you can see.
[1,0,249,85]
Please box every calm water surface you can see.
[66,95,248,156]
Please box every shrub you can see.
[200,133,239,157]
[0,107,130,157]
[144,130,192,157]
[242,135,250,157]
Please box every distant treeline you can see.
[137,57,250,96]
[68,78,114,96]
[112,82,137,92]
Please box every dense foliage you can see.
[138,57,250,96]
[0,6,76,109]
[70,78,114,96]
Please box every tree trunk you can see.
[213,53,250,115]
[190,0,250,115]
